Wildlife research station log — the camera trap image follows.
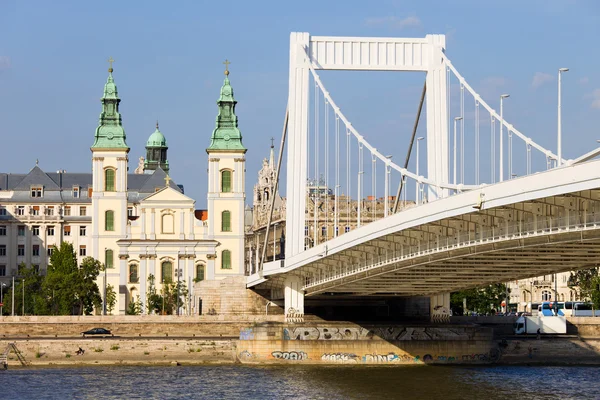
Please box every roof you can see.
[0,166,183,204]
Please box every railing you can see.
[303,210,600,290]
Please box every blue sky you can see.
[1,0,599,206]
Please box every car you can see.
[81,328,112,337]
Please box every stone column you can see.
[140,255,147,314]
[188,208,195,240]
[141,209,146,240]
[284,275,304,323]
[179,210,185,240]
[206,254,216,280]
[187,255,194,315]
[429,292,451,322]
[150,208,156,240]
[118,254,129,315]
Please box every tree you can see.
[3,263,47,316]
[569,268,600,309]
[126,296,143,315]
[76,257,102,315]
[146,274,163,315]
[451,283,510,315]
[43,242,79,315]
[105,284,117,315]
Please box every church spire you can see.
[269,137,275,169]
[91,57,128,150]
[144,121,169,173]
[206,61,247,153]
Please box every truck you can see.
[514,315,567,335]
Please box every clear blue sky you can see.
[1,0,599,206]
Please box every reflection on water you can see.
[1,365,600,400]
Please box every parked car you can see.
[81,328,112,337]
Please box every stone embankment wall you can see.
[0,315,284,338]
[499,337,600,364]
[237,323,498,365]
[0,339,235,367]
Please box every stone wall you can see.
[194,276,283,315]
[499,337,600,364]
[237,323,498,365]
[0,338,235,367]
[0,315,283,338]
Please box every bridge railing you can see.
[303,210,600,290]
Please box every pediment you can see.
[141,186,194,205]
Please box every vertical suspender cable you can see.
[475,100,480,185]
[372,154,376,221]
[358,143,363,228]
[259,106,288,272]
[335,115,339,237]
[491,116,495,183]
[313,84,319,246]
[346,127,351,233]
[324,99,329,241]
[393,80,426,214]
[460,83,464,184]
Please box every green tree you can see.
[126,295,143,315]
[105,284,117,315]
[3,263,47,315]
[451,283,510,315]
[569,268,600,309]
[76,257,103,315]
[43,242,79,315]
[146,274,163,315]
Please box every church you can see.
[0,61,248,315]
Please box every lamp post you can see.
[0,282,6,316]
[499,94,510,182]
[273,223,278,261]
[103,263,107,316]
[453,117,462,187]
[416,137,424,204]
[558,68,569,166]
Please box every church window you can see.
[105,249,114,269]
[195,264,205,282]
[221,170,232,193]
[162,213,174,234]
[105,210,114,231]
[221,211,231,232]
[105,169,115,192]
[221,250,231,269]
[161,261,173,283]
[129,264,139,283]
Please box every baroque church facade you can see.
[0,63,247,315]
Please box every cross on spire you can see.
[270,137,274,148]
[107,56,115,73]
[223,59,230,76]
[165,174,171,187]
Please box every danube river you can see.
[2,365,599,399]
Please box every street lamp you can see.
[499,94,510,182]
[416,137,424,204]
[453,117,462,186]
[558,68,569,166]
[0,282,6,316]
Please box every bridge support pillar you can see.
[430,292,451,323]
[284,276,304,323]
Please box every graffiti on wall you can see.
[239,328,254,341]
[321,353,359,363]
[283,326,473,341]
[271,351,308,360]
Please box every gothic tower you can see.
[90,58,129,313]
[206,62,247,277]
[144,122,169,173]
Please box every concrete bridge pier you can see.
[430,293,451,322]
[284,276,304,322]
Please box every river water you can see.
[1,365,599,399]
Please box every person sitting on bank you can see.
[76,347,85,355]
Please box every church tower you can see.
[144,122,169,173]
[207,61,247,278]
[90,58,129,313]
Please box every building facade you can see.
[0,64,247,315]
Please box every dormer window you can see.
[73,186,80,198]
[31,186,43,198]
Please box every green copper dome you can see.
[207,68,246,153]
[91,64,129,151]
[147,122,167,147]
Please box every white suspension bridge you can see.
[247,32,600,321]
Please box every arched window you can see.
[129,264,139,283]
[105,210,114,231]
[105,249,113,269]
[542,290,551,301]
[522,291,527,302]
[104,169,115,192]
[221,170,232,193]
[221,250,231,269]
[196,264,205,282]
[264,189,269,201]
[161,261,173,283]
[221,210,231,232]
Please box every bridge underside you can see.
[252,184,600,299]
